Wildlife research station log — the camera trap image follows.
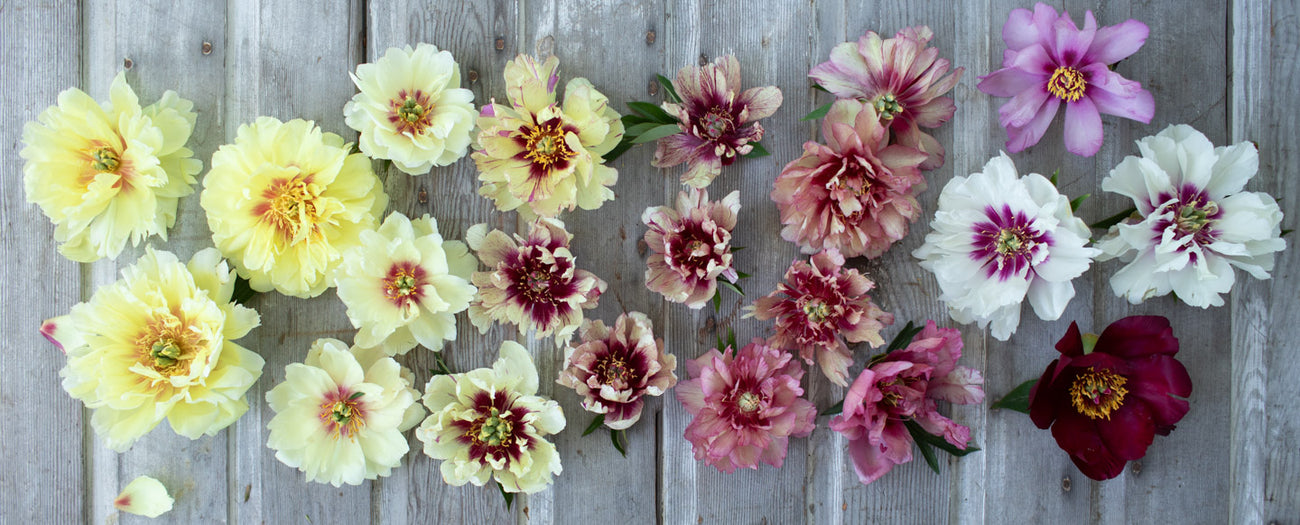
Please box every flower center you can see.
[474,407,514,447]
[737,392,761,413]
[872,93,904,120]
[527,269,550,293]
[319,394,366,440]
[389,89,434,135]
[258,176,320,241]
[383,264,424,306]
[699,108,734,139]
[90,147,121,173]
[802,300,831,323]
[135,315,203,377]
[524,120,575,172]
[1069,368,1129,420]
[149,339,182,369]
[994,227,1030,256]
[398,98,425,123]
[1173,200,1219,237]
[596,356,631,384]
[1047,67,1087,102]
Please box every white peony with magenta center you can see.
[1097,124,1285,307]
[914,153,1100,340]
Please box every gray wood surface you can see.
[2,0,1296,523]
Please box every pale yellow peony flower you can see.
[473,54,623,219]
[114,475,174,518]
[21,72,201,262]
[415,340,565,493]
[201,117,388,298]
[334,212,477,355]
[44,248,263,452]
[344,43,477,175]
[265,338,420,487]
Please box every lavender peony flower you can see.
[654,55,782,188]
[557,312,677,430]
[978,3,1154,156]
[747,249,894,386]
[771,100,928,259]
[810,26,963,170]
[676,339,816,473]
[642,188,740,309]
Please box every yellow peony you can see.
[265,338,421,486]
[344,43,477,175]
[201,117,388,298]
[334,212,477,355]
[44,248,263,452]
[473,54,623,219]
[21,72,201,262]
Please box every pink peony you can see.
[676,339,817,473]
[772,99,928,259]
[642,188,740,309]
[654,55,783,188]
[977,3,1154,156]
[829,321,983,485]
[747,249,893,386]
[557,312,677,430]
[810,26,963,170]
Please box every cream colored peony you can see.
[335,212,477,355]
[201,117,388,298]
[44,248,263,452]
[416,340,565,494]
[265,338,422,487]
[344,43,477,175]
[21,72,201,262]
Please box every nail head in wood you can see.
[495,37,505,51]
[1061,476,1071,492]
[123,57,133,69]
[202,42,212,55]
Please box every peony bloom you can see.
[202,117,388,298]
[466,219,605,347]
[45,248,263,452]
[557,312,677,429]
[344,43,477,175]
[473,54,623,219]
[978,3,1154,157]
[416,340,565,494]
[1028,316,1191,480]
[265,338,421,486]
[747,249,893,386]
[772,100,928,258]
[335,212,478,355]
[642,188,740,308]
[114,476,174,518]
[913,153,1100,341]
[1097,125,1286,307]
[676,339,817,473]
[653,55,782,188]
[829,321,983,485]
[810,26,962,170]
[21,72,201,262]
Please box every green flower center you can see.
[149,339,182,368]
[737,392,761,413]
[90,147,121,173]
[872,93,904,120]
[1174,200,1219,236]
[477,407,514,447]
[994,228,1028,256]
[803,300,831,323]
[398,97,426,123]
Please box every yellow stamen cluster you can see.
[261,177,320,240]
[384,269,420,301]
[1069,368,1128,420]
[1047,67,1087,102]
[320,396,366,440]
[523,121,574,173]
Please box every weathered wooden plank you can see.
[364,0,519,523]
[0,2,85,524]
[223,1,372,524]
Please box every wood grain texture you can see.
[3,1,1298,524]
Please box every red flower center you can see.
[1069,368,1129,420]
[1047,67,1087,102]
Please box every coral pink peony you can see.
[642,188,740,309]
[676,339,816,473]
[747,250,893,386]
[810,26,963,170]
[830,321,983,485]
[772,100,928,259]
[557,312,677,430]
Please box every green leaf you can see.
[712,291,722,312]
[915,438,941,474]
[602,138,635,163]
[610,429,627,457]
[885,321,924,352]
[801,102,833,122]
[626,101,677,124]
[1090,206,1138,230]
[583,414,606,436]
[820,400,844,417]
[905,419,981,458]
[657,74,682,103]
[735,271,751,280]
[990,379,1037,414]
[726,328,737,350]
[495,481,515,510]
[811,83,830,93]
[1282,228,1293,237]
[430,353,452,376]
[716,332,726,353]
[730,246,746,253]
[348,391,365,400]
[231,275,258,305]
[621,113,650,126]
[1049,168,1060,187]
[1069,193,1091,213]
[625,122,662,137]
[719,278,744,297]
[743,141,770,158]
[631,123,683,144]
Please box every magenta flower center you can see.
[871,93,904,120]
[1047,67,1087,102]
[388,89,434,135]
[736,392,761,413]
[971,205,1052,281]
[1069,368,1128,420]
[699,107,735,139]
[383,262,426,307]
[319,389,367,440]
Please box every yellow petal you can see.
[114,475,174,518]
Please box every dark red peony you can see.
[1028,316,1192,480]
